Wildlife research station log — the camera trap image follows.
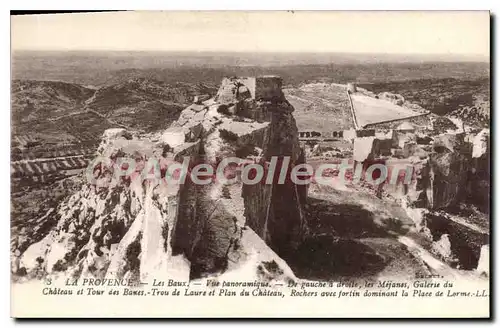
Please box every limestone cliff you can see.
[14,76,307,282]
[349,125,489,273]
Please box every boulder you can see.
[161,127,185,148]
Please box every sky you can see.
[11,11,490,57]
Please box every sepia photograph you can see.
[9,10,490,318]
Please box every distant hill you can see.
[448,90,490,129]
[357,78,490,128]
[85,78,216,131]
[11,78,217,144]
[11,80,94,125]
[12,51,489,87]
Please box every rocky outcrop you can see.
[171,77,307,274]
[14,76,308,282]
[468,129,490,211]
[424,212,489,270]
[376,130,489,271]
[377,131,482,211]
[254,99,308,256]
[17,133,183,281]
[427,133,472,209]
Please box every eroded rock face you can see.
[469,129,490,212]
[18,131,187,282]
[171,78,307,277]
[382,132,481,211]
[376,130,489,271]
[252,99,308,257]
[424,212,489,270]
[427,133,472,210]
[15,76,308,282]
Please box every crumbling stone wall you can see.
[255,76,283,101]
[218,76,283,102]
[239,77,257,99]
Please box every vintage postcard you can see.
[10,11,490,318]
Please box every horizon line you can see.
[11,49,489,55]
[11,49,489,62]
